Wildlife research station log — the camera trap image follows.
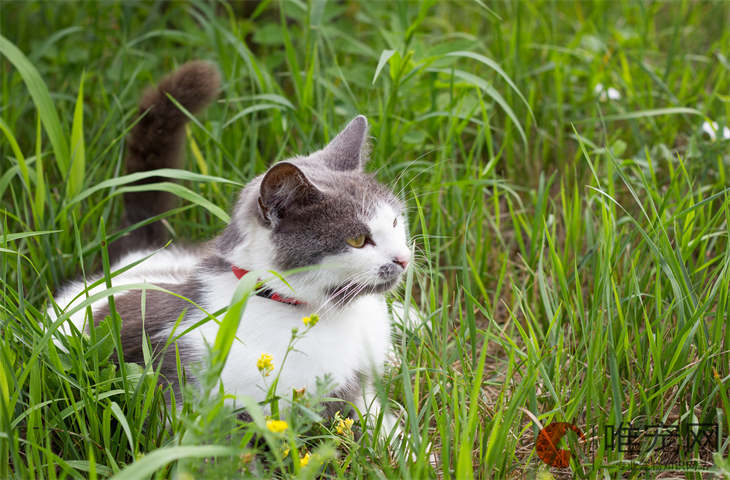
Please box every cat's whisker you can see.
[316,270,381,316]
[394,168,433,200]
[330,282,370,312]
[318,272,373,314]
[393,153,443,200]
[313,275,362,315]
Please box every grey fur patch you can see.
[264,165,403,270]
[198,254,231,273]
[270,196,366,269]
[92,279,204,395]
[216,224,244,255]
[321,375,362,420]
[377,262,402,280]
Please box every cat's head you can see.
[219,116,411,309]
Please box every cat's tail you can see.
[114,61,221,257]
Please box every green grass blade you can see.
[1,230,62,242]
[0,33,69,172]
[427,67,528,148]
[372,49,396,85]
[0,117,29,191]
[446,50,534,121]
[577,107,703,123]
[210,272,257,377]
[68,72,86,199]
[108,445,238,480]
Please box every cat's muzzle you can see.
[378,262,404,281]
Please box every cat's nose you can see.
[393,256,409,270]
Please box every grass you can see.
[2,0,730,478]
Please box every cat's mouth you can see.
[326,277,401,304]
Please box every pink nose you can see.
[393,256,409,270]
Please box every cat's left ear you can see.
[258,162,322,226]
[321,115,369,171]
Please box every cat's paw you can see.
[376,412,437,467]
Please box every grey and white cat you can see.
[51,62,411,430]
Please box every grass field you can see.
[2,1,730,478]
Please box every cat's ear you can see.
[258,162,321,225]
[321,115,369,171]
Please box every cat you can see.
[50,61,411,434]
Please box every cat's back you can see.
[52,246,204,333]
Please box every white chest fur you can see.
[187,280,392,405]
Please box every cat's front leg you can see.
[354,375,438,465]
[353,374,403,445]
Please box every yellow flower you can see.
[266,419,288,433]
[299,452,311,467]
[302,314,319,327]
[333,410,355,436]
[282,447,290,459]
[335,417,354,435]
[257,353,274,377]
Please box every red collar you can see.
[231,266,304,306]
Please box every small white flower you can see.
[594,83,621,101]
[701,121,730,141]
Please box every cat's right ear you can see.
[258,162,321,226]
[321,115,369,171]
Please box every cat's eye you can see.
[346,235,367,248]
[393,217,398,228]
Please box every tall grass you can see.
[1,1,730,478]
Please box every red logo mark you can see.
[536,422,585,468]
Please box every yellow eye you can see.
[346,235,366,248]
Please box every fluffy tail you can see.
[114,61,221,256]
